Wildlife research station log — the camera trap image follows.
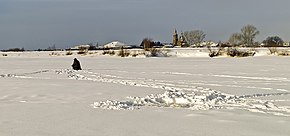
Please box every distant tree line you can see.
[36,44,64,51]
[227,25,286,47]
[183,24,287,47]
[1,47,25,52]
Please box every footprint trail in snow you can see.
[1,69,290,116]
[55,69,290,116]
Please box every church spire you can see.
[172,29,178,46]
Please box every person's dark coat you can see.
[72,58,82,70]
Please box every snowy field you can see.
[0,51,290,136]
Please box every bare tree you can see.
[240,25,260,47]
[184,30,206,47]
[140,38,154,50]
[228,33,242,46]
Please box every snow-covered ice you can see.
[1,51,290,136]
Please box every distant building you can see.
[70,44,91,50]
[172,29,178,46]
[194,41,218,47]
[172,29,189,47]
[103,41,131,49]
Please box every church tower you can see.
[172,29,178,46]
[179,31,185,43]
[178,31,189,47]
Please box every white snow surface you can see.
[1,50,290,136]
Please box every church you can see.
[172,29,189,47]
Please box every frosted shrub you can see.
[268,47,278,55]
[145,48,169,57]
[207,46,224,57]
[102,50,115,56]
[77,47,88,55]
[227,48,255,57]
[268,48,290,56]
[117,47,130,57]
[278,51,290,56]
[66,51,73,55]
[131,51,138,57]
[49,52,60,56]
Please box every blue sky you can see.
[1,0,290,50]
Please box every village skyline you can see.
[1,0,290,50]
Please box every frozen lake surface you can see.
[0,53,290,136]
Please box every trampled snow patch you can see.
[92,90,290,116]
[93,90,240,110]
